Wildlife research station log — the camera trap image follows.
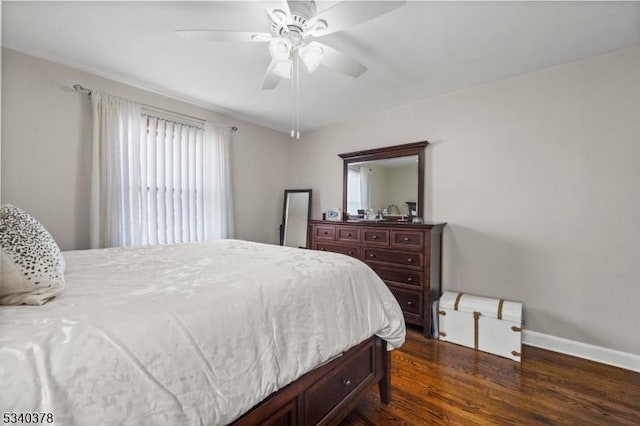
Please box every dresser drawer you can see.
[260,399,297,426]
[308,219,445,338]
[389,286,422,316]
[363,228,389,246]
[364,248,423,270]
[336,226,361,243]
[305,340,374,425]
[370,265,423,288]
[314,225,336,241]
[390,229,424,250]
[316,243,360,259]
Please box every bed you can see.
[0,239,406,425]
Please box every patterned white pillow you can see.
[0,204,65,305]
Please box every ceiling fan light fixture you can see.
[272,60,292,79]
[267,8,289,27]
[251,33,271,42]
[307,19,328,37]
[269,38,292,61]
[300,43,324,73]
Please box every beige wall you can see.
[367,165,386,211]
[1,48,291,249]
[289,45,640,355]
[385,165,418,215]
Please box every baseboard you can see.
[522,330,640,372]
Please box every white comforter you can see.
[0,240,405,425]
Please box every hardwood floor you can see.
[341,328,640,425]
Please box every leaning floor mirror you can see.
[280,189,312,248]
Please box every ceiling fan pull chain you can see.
[290,50,295,138]
[296,53,300,139]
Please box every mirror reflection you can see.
[346,156,418,217]
[281,189,312,248]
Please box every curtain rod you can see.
[72,84,238,132]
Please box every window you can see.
[347,167,362,214]
[139,114,206,245]
[90,91,233,249]
[347,165,370,214]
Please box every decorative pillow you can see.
[0,204,65,305]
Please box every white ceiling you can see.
[3,1,640,134]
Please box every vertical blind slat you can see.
[164,122,175,245]
[180,126,189,242]
[147,117,158,245]
[188,127,196,242]
[139,117,149,246]
[173,124,182,242]
[195,129,204,241]
[156,120,166,245]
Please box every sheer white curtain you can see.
[91,91,234,248]
[204,122,234,239]
[90,92,143,248]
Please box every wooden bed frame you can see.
[232,336,390,425]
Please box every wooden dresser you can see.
[309,220,446,337]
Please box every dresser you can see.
[309,220,446,337]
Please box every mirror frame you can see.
[339,141,428,219]
[280,189,312,246]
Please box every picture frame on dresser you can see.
[325,208,342,221]
[310,142,446,338]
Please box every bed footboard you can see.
[232,336,390,425]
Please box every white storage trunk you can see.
[438,292,523,362]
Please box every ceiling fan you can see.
[176,1,406,90]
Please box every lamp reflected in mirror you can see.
[280,189,312,248]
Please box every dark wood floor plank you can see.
[341,329,640,425]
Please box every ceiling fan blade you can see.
[316,43,366,78]
[262,61,283,90]
[307,1,406,36]
[176,30,272,42]
[280,0,291,17]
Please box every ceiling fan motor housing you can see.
[288,1,317,22]
[271,0,317,44]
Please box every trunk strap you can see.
[454,293,464,311]
[473,311,481,350]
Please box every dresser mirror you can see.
[340,142,427,220]
[280,189,312,248]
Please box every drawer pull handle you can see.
[407,301,413,306]
[342,379,352,387]
[407,277,413,282]
[369,254,375,258]
[347,251,353,255]
[319,248,325,251]
[407,258,413,263]
[403,237,409,241]
[323,231,328,235]
[372,235,378,239]
[347,233,351,236]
